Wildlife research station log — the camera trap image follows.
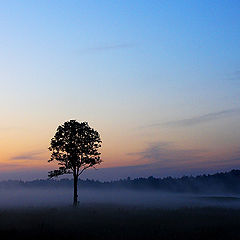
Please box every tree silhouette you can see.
[48,120,102,207]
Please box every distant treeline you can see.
[1,169,240,193]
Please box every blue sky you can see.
[0,0,240,180]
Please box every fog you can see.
[0,188,240,209]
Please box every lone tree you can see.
[48,120,102,207]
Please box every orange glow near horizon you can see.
[1,120,239,177]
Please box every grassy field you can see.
[0,204,240,240]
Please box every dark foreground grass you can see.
[0,204,240,240]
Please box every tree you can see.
[48,120,102,207]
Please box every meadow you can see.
[0,190,240,240]
[1,204,240,240]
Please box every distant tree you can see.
[48,120,102,207]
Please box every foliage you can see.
[48,120,102,178]
[2,169,240,194]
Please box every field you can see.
[1,203,240,240]
[1,189,240,240]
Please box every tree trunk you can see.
[73,173,78,207]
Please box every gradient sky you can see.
[0,0,240,180]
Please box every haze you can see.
[0,187,239,209]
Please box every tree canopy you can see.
[48,120,102,178]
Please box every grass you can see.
[0,204,240,240]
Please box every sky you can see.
[0,0,240,181]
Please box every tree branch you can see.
[78,166,91,176]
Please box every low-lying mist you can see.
[1,188,240,209]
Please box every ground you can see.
[0,204,240,240]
